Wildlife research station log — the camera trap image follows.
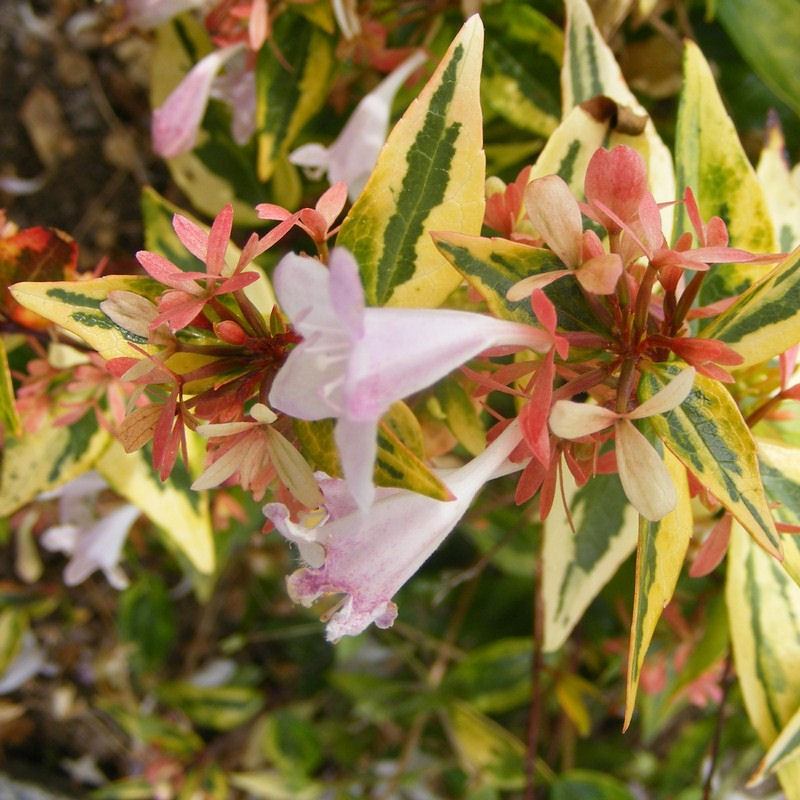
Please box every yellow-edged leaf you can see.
[701,246,800,370]
[727,523,800,800]
[432,231,608,336]
[542,468,639,652]
[0,412,110,517]
[624,449,692,730]
[640,364,781,559]
[674,41,775,306]
[337,16,484,308]
[96,439,215,575]
[255,13,333,182]
[756,121,800,252]
[561,0,675,210]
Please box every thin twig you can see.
[703,649,734,800]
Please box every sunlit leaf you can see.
[255,12,333,182]
[542,469,639,653]
[756,121,800,252]
[727,523,800,799]
[703,247,800,370]
[96,439,215,575]
[640,363,781,559]
[674,40,776,307]
[625,449,692,730]
[337,16,485,308]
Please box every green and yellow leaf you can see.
[561,0,675,208]
[727,523,800,800]
[674,40,776,306]
[0,608,26,676]
[293,403,452,501]
[0,338,20,437]
[756,121,800,252]
[432,231,608,335]
[542,469,639,653]
[96,439,215,575]
[640,364,781,559]
[0,411,110,517]
[337,16,485,308]
[701,246,800,369]
[625,449,692,730]
[157,682,265,731]
[255,13,333,182]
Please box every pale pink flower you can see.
[264,420,524,640]
[269,249,551,509]
[152,43,245,158]
[548,367,696,520]
[289,50,427,201]
[39,473,140,590]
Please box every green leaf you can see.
[96,439,216,576]
[716,0,800,118]
[179,764,229,800]
[542,469,639,652]
[0,338,20,437]
[255,12,333,182]
[99,702,204,757]
[118,575,177,674]
[727,523,800,800]
[561,0,675,209]
[262,709,323,777]
[625,450,692,730]
[445,701,527,790]
[674,40,776,307]
[0,608,26,676]
[0,411,109,516]
[157,682,265,731]
[432,232,607,335]
[701,246,800,370]
[435,375,486,457]
[443,638,532,713]
[229,771,323,800]
[550,770,636,800]
[640,364,781,559]
[337,16,485,308]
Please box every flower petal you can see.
[615,419,676,521]
[629,367,695,419]
[334,416,378,510]
[524,175,583,267]
[549,400,618,439]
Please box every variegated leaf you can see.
[701,246,800,369]
[640,363,781,558]
[0,338,20,437]
[757,437,800,588]
[727,523,800,800]
[293,403,451,502]
[561,0,675,209]
[255,12,333,182]
[8,277,224,387]
[674,41,776,306]
[0,608,26,676]
[0,411,110,516]
[750,701,800,788]
[542,469,639,653]
[96,439,215,575]
[625,448,692,730]
[756,122,800,252]
[337,16,484,308]
[431,231,608,335]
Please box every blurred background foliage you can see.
[0,0,799,798]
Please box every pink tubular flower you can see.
[289,50,427,201]
[263,419,524,641]
[548,367,696,521]
[152,43,245,158]
[269,248,552,509]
